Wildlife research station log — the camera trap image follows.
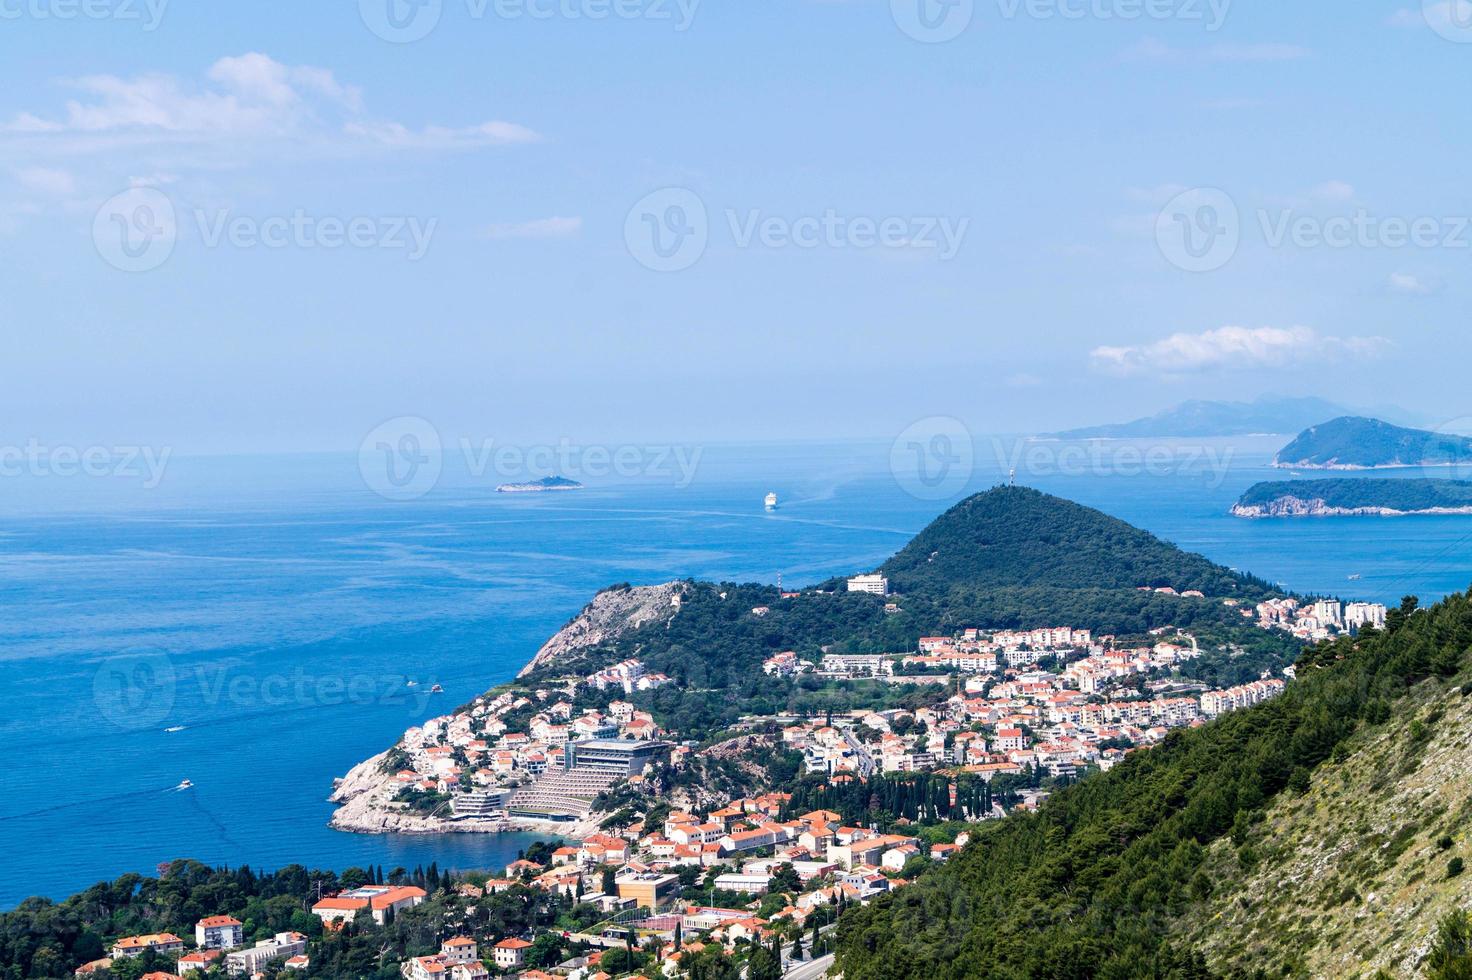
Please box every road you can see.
[785,952,835,979]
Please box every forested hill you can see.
[879,486,1274,598]
[1275,416,1472,469]
[833,589,1472,980]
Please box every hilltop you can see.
[1234,478,1472,518]
[1276,417,1472,470]
[834,590,1472,980]
[881,486,1270,596]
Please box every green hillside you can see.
[834,590,1472,980]
[1276,417,1472,469]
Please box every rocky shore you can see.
[1231,495,1472,518]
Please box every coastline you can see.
[1232,498,1472,519]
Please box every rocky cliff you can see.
[1232,495,1472,518]
[516,581,684,677]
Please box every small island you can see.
[495,476,585,493]
[1232,478,1472,518]
[1274,416,1472,469]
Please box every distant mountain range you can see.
[1048,396,1407,440]
[1274,416,1472,469]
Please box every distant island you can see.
[1232,478,1472,517]
[495,476,584,493]
[1274,416,1472,469]
[1047,396,1355,439]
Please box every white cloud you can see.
[1122,38,1310,63]
[1388,272,1436,294]
[344,120,542,150]
[4,53,537,155]
[14,166,76,196]
[484,216,583,240]
[1310,180,1356,202]
[1090,325,1392,377]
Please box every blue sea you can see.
[2,435,1469,910]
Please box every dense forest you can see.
[1237,477,1472,512]
[833,589,1472,979]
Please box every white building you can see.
[195,915,245,950]
[847,574,889,596]
[225,932,307,977]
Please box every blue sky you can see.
[2,0,1469,453]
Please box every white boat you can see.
[176,779,193,790]
[764,492,778,510]
[163,725,186,733]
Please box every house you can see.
[111,934,185,959]
[440,937,477,964]
[284,955,310,971]
[450,963,489,980]
[195,915,245,950]
[492,938,533,970]
[403,955,449,980]
[176,950,223,974]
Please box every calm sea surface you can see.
[2,437,1469,908]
